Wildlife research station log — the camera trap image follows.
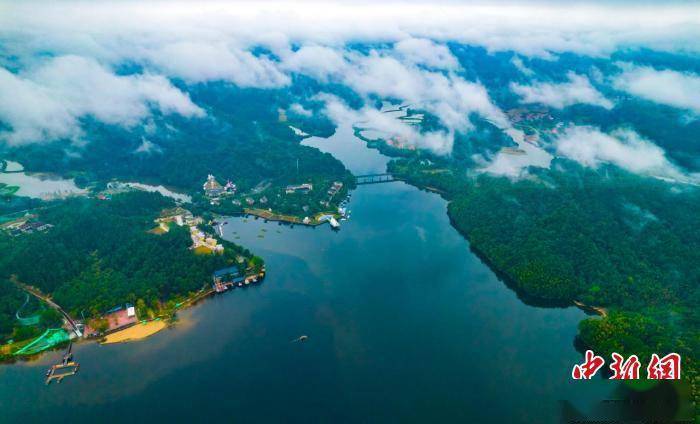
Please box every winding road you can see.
[14,280,82,337]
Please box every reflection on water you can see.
[0,164,86,199]
[118,182,191,203]
[302,122,389,175]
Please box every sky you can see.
[0,0,698,180]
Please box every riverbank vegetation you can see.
[390,157,700,393]
[0,191,262,347]
[1,84,352,219]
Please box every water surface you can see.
[0,161,85,199]
[0,125,635,423]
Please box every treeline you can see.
[0,191,259,339]
[4,84,351,197]
[390,158,699,378]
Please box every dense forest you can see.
[0,191,259,344]
[390,158,699,390]
[1,84,350,195]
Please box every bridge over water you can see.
[355,173,401,185]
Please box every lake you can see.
[0,161,86,199]
[0,123,677,423]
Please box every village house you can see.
[203,174,224,197]
[224,180,237,194]
[101,304,138,334]
[158,207,196,227]
[212,266,245,292]
[190,225,224,253]
[285,183,313,194]
[2,219,53,236]
[327,181,343,196]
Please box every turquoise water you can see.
[0,125,668,423]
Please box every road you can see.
[14,280,82,337]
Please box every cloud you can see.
[134,137,163,155]
[511,73,614,109]
[1,1,698,151]
[1,2,699,61]
[0,67,77,144]
[145,42,290,87]
[289,103,313,117]
[554,126,684,179]
[393,38,458,70]
[510,56,534,77]
[613,63,700,114]
[0,55,203,144]
[280,45,347,82]
[319,94,455,155]
[342,52,507,132]
[282,46,507,153]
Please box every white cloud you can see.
[134,137,162,155]
[393,38,458,70]
[145,42,290,87]
[280,45,347,82]
[1,0,699,151]
[319,94,455,155]
[0,55,203,144]
[511,73,614,109]
[1,2,698,60]
[0,67,77,144]
[342,52,507,132]
[554,126,684,179]
[510,56,534,77]
[289,103,313,117]
[613,63,700,114]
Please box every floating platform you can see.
[45,361,79,385]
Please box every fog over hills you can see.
[1,3,700,421]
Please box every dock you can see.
[45,362,80,384]
[45,342,79,385]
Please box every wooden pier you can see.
[45,362,80,384]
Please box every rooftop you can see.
[213,266,241,278]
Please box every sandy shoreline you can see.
[101,320,167,344]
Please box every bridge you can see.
[355,173,401,185]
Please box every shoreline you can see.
[243,208,341,227]
[3,286,226,362]
[101,320,167,344]
[572,300,608,318]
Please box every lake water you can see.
[0,161,86,199]
[119,182,192,203]
[0,125,682,423]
